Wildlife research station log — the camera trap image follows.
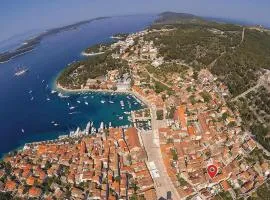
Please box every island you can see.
[0,17,109,63]
[1,12,270,200]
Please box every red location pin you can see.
[207,165,218,179]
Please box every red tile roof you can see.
[126,127,141,150]
[220,180,231,191]
[5,180,16,191]
[175,105,187,129]
[28,187,42,197]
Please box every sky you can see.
[1,0,270,42]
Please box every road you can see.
[231,71,270,102]
[231,83,261,102]
[241,27,245,43]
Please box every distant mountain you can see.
[155,12,206,25]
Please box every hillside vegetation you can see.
[212,29,270,96]
[148,12,270,97]
[57,51,128,89]
[154,12,206,25]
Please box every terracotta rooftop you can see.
[175,105,187,130]
[220,180,231,191]
[126,127,141,150]
[28,187,42,198]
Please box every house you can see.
[4,180,17,191]
[28,187,42,198]
[126,127,142,152]
[174,105,187,130]
[71,187,85,199]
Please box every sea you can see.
[0,15,156,157]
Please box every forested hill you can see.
[149,12,270,98]
[154,12,206,25]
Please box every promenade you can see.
[135,92,181,200]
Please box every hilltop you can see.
[154,11,206,25]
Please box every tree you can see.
[156,110,164,120]
[199,91,212,103]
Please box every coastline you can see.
[56,82,131,94]
[0,14,157,160]
[0,17,110,64]
[0,82,147,160]
[55,82,147,106]
[81,51,105,56]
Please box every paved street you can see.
[140,106,181,200]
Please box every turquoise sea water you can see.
[0,15,156,156]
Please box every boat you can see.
[30,97,34,101]
[99,122,104,132]
[28,90,32,94]
[51,90,57,94]
[77,100,81,104]
[51,121,55,124]
[101,100,105,104]
[109,100,114,104]
[85,121,91,135]
[83,96,88,99]
[46,97,50,101]
[128,101,131,108]
[58,93,69,98]
[85,102,88,105]
[75,127,80,136]
[14,67,29,76]
[119,116,123,120]
[21,129,25,133]
[69,106,76,110]
[42,79,45,83]
[91,127,97,135]
[120,100,124,107]
[69,111,80,115]
[54,123,59,126]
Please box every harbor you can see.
[0,15,155,156]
